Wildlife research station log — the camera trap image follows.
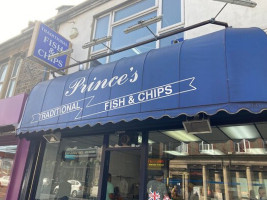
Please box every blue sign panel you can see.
[29,22,71,70]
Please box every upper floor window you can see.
[5,58,22,98]
[0,63,8,95]
[235,139,251,153]
[90,0,184,65]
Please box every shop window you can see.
[90,0,184,64]
[0,145,17,199]
[147,126,267,200]
[5,57,22,98]
[34,135,103,200]
[0,63,8,95]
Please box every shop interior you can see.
[33,122,267,200]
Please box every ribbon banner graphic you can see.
[31,77,196,123]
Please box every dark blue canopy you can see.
[17,28,267,134]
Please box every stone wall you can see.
[15,58,49,95]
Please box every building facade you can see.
[4,0,267,200]
[0,22,51,200]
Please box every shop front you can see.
[15,28,267,200]
[0,93,28,200]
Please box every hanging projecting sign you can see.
[27,21,71,71]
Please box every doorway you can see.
[107,149,141,200]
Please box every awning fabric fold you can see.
[17,28,267,134]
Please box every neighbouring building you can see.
[0,22,51,199]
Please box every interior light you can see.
[148,139,155,144]
[164,150,188,156]
[213,0,257,7]
[48,48,73,59]
[200,149,224,155]
[162,130,201,142]
[124,15,162,34]
[248,148,267,155]
[220,125,260,140]
[82,36,112,49]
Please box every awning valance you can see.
[17,28,267,134]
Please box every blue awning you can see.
[17,28,267,134]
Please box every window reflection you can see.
[161,0,182,28]
[35,135,103,200]
[114,0,155,22]
[148,125,267,200]
[0,145,17,200]
[91,0,184,65]
[93,15,110,52]
[110,12,157,62]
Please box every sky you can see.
[0,0,86,43]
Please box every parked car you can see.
[0,176,10,187]
[53,180,83,197]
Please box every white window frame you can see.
[0,62,8,96]
[90,0,185,64]
[5,57,22,98]
[199,141,214,152]
[158,0,185,34]
[176,142,188,153]
[235,139,251,153]
[91,13,112,55]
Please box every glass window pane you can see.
[93,15,110,52]
[162,0,182,28]
[0,145,17,199]
[90,57,107,67]
[35,135,103,200]
[0,63,8,82]
[110,12,157,62]
[114,0,155,22]
[147,126,267,200]
[160,33,184,48]
[6,79,16,98]
[107,132,142,199]
[11,58,21,78]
